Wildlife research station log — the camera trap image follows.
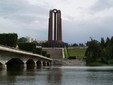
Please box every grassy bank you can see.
[64,47,86,59]
[64,47,69,58]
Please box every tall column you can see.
[48,10,53,41]
[57,10,62,42]
[57,10,60,41]
[54,12,57,41]
[60,18,62,41]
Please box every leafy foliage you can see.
[46,54,50,58]
[0,33,18,47]
[85,37,113,66]
[18,37,28,43]
[18,43,36,52]
[41,51,47,56]
[33,48,42,55]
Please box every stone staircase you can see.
[42,48,63,59]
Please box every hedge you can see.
[68,56,76,59]
[0,33,18,47]
[18,43,36,52]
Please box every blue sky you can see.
[0,0,113,44]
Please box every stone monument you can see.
[42,9,67,47]
[48,9,62,42]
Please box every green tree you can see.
[85,40,101,64]
[18,43,36,52]
[18,37,28,43]
[106,37,113,60]
[0,33,18,47]
[101,38,105,49]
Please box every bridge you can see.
[0,45,53,69]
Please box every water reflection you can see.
[0,66,113,85]
[47,66,62,85]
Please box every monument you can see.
[43,9,67,47]
[48,9,62,42]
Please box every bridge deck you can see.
[0,45,52,61]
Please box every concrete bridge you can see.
[0,45,53,69]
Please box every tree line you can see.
[85,37,113,66]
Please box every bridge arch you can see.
[0,62,3,65]
[36,60,42,68]
[6,58,24,65]
[6,58,24,70]
[43,61,46,66]
[26,59,35,69]
[47,62,50,66]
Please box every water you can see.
[0,66,113,85]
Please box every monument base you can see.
[42,40,68,47]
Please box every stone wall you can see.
[53,59,86,66]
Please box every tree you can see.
[79,43,84,47]
[105,37,110,47]
[0,33,18,47]
[72,43,78,47]
[85,40,101,64]
[18,37,28,43]
[18,43,36,52]
[106,37,113,59]
[100,38,105,49]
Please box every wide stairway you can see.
[42,48,63,59]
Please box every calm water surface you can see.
[0,66,113,85]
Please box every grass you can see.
[64,47,69,58]
[67,47,86,59]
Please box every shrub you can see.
[108,59,113,65]
[46,54,50,58]
[41,51,47,56]
[18,43,36,52]
[68,56,76,59]
[33,48,42,55]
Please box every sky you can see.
[0,0,113,44]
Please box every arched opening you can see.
[0,62,2,65]
[43,61,46,66]
[0,62,3,70]
[36,60,42,68]
[26,59,35,69]
[47,62,50,66]
[6,58,24,70]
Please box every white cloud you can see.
[91,0,113,12]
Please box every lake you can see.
[0,66,113,85]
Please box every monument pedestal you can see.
[42,40,67,47]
